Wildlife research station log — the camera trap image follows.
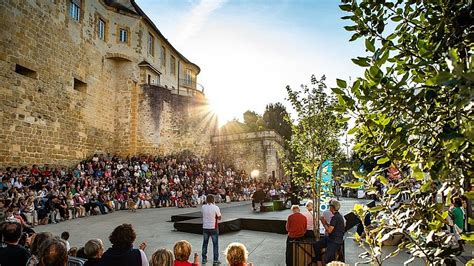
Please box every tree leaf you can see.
[339,4,352,11]
[352,57,371,67]
[365,39,375,52]
[464,191,474,200]
[369,206,384,212]
[353,143,363,151]
[391,15,403,22]
[342,182,364,189]
[412,165,424,181]
[377,157,390,164]
[377,175,388,185]
[348,126,358,135]
[420,180,432,193]
[387,187,400,195]
[336,79,347,88]
[468,218,474,225]
[344,25,358,31]
[461,233,474,242]
[331,87,344,95]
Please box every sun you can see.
[208,97,239,128]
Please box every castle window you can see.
[15,64,37,79]
[161,46,166,67]
[170,56,176,76]
[119,28,128,43]
[69,0,81,22]
[185,69,192,83]
[148,33,154,56]
[98,19,106,40]
[73,78,87,93]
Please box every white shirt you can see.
[139,249,149,266]
[322,209,333,224]
[202,203,221,229]
[303,211,314,230]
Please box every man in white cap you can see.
[314,199,345,265]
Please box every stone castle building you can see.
[0,0,218,167]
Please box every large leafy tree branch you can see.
[335,0,473,264]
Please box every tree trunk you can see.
[313,163,322,240]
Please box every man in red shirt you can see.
[286,205,307,266]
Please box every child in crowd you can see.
[151,248,175,266]
[83,239,104,266]
[61,231,71,251]
[173,240,199,266]
[225,242,253,266]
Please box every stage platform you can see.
[172,200,374,235]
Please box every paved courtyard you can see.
[35,198,436,265]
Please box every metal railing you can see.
[179,78,196,89]
[178,79,205,97]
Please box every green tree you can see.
[243,110,264,131]
[263,102,293,142]
[334,0,473,264]
[220,119,248,135]
[286,75,346,238]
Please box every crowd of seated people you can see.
[0,222,254,266]
[0,154,289,226]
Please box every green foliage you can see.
[220,119,249,135]
[221,105,292,141]
[285,75,347,236]
[337,0,473,264]
[286,75,346,180]
[243,110,264,131]
[263,102,293,142]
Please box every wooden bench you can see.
[291,239,345,265]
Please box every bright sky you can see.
[136,0,365,126]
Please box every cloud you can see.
[175,0,227,45]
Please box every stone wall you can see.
[0,0,214,167]
[136,85,217,156]
[211,131,286,181]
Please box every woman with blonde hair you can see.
[150,248,174,266]
[225,242,253,266]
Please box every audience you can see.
[0,221,31,266]
[225,242,252,266]
[38,237,68,266]
[0,154,295,266]
[83,239,104,266]
[0,154,289,227]
[173,240,199,266]
[27,232,53,266]
[151,248,174,266]
[99,223,148,266]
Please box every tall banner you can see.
[316,160,333,212]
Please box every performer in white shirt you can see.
[202,194,222,265]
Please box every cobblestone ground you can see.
[35,198,469,265]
